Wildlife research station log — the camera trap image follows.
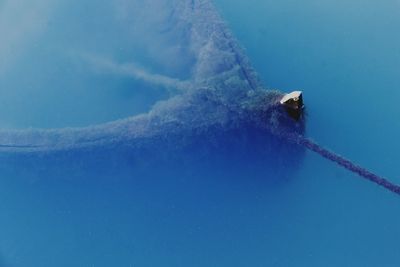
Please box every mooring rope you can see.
[282,132,400,195]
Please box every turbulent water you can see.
[0,0,399,266]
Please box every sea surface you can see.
[0,0,399,266]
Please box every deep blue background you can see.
[0,0,399,266]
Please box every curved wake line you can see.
[283,132,400,196]
[0,145,41,148]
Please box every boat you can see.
[280,91,304,119]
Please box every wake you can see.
[0,0,397,198]
[282,132,400,195]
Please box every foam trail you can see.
[81,54,191,92]
[3,0,392,198]
[283,132,400,195]
[0,0,268,154]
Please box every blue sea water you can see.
[214,0,400,265]
[0,0,399,266]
